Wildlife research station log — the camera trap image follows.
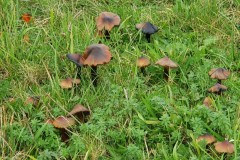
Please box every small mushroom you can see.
[209,68,230,84]
[21,13,32,23]
[52,116,75,142]
[203,97,213,108]
[214,141,234,154]
[60,78,80,89]
[25,96,40,107]
[208,83,227,95]
[96,12,121,39]
[81,44,112,86]
[155,56,178,81]
[196,134,216,144]
[66,54,84,79]
[67,104,90,122]
[136,22,158,43]
[137,56,150,75]
[23,35,30,43]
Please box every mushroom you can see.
[66,54,84,79]
[67,104,90,122]
[82,44,112,86]
[60,77,80,89]
[208,83,227,95]
[21,13,32,23]
[52,116,75,142]
[136,56,150,75]
[214,141,234,154]
[96,12,121,39]
[203,97,213,109]
[155,56,178,81]
[136,22,158,43]
[67,44,112,86]
[208,68,230,84]
[25,96,40,107]
[196,134,216,144]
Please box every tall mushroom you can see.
[155,56,178,81]
[208,83,227,95]
[67,44,112,86]
[66,54,84,79]
[208,68,230,84]
[96,12,121,39]
[52,116,75,142]
[136,22,158,43]
[136,56,150,75]
[81,44,112,86]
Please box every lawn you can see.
[0,0,240,159]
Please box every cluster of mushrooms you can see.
[46,104,90,142]
[196,134,234,154]
[21,11,235,153]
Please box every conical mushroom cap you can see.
[137,56,150,68]
[214,141,234,153]
[66,54,84,67]
[209,68,230,80]
[196,134,216,144]
[208,83,227,93]
[96,12,120,31]
[82,44,112,66]
[52,116,75,128]
[155,56,178,68]
[136,22,158,34]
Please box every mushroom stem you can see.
[217,79,222,84]
[77,66,81,79]
[146,34,151,43]
[140,67,146,76]
[163,67,169,81]
[105,30,110,39]
[60,128,69,142]
[91,66,98,87]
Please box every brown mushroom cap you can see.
[25,96,40,106]
[155,56,178,68]
[203,97,213,108]
[196,134,216,144]
[60,78,73,89]
[137,56,150,68]
[60,78,80,89]
[96,12,120,31]
[209,68,230,80]
[208,83,227,93]
[136,22,158,34]
[81,44,112,66]
[52,116,75,128]
[68,104,90,116]
[214,141,234,154]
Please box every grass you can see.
[0,0,240,159]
